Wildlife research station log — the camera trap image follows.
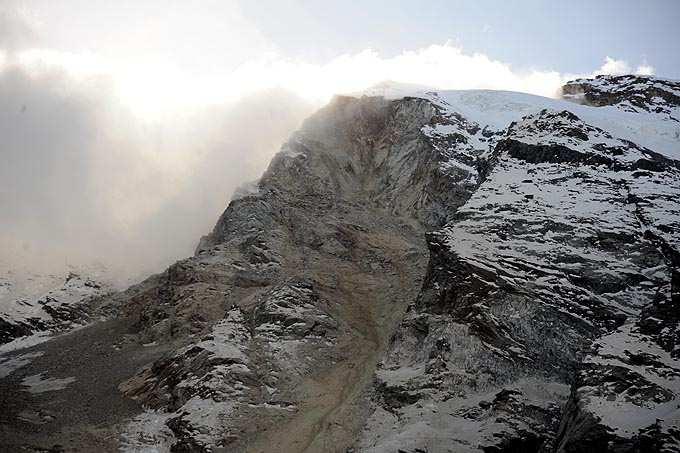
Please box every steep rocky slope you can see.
[116,96,461,452]
[359,108,680,452]
[1,75,679,453]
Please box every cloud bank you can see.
[0,62,313,280]
[595,56,655,76]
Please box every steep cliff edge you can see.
[1,76,679,453]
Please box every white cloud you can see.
[593,56,655,77]
[0,7,38,52]
[13,44,658,120]
[635,63,655,76]
[8,42,574,116]
[595,56,632,75]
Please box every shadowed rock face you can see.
[1,76,679,453]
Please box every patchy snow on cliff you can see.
[360,81,680,160]
[0,271,113,346]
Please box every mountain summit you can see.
[1,75,679,452]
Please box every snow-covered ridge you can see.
[356,79,680,161]
[0,271,113,346]
[563,74,680,121]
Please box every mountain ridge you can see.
[0,74,679,452]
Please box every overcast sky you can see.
[0,0,678,280]
[7,1,679,75]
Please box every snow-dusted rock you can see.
[0,271,113,345]
[563,74,680,121]
[3,75,680,453]
[358,85,680,452]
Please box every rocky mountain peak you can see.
[1,75,679,452]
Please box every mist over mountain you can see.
[0,63,313,280]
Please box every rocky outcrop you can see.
[562,74,680,121]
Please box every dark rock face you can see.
[2,76,680,453]
[0,318,34,345]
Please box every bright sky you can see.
[3,0,677,118]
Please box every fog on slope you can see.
[0,64,314,282]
